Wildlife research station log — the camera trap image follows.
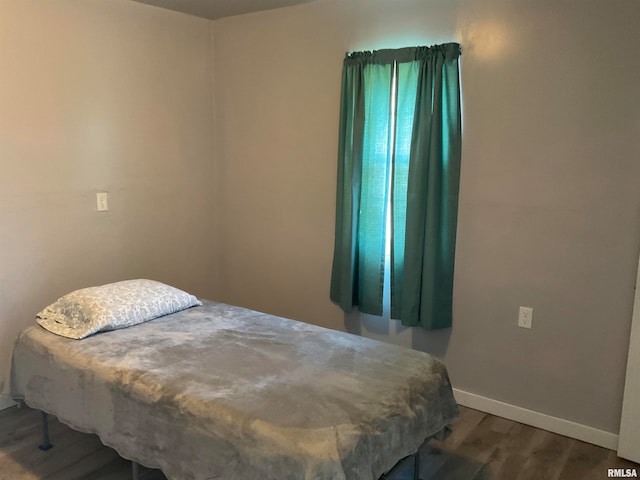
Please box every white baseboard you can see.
[0,395,16,411]
[453,388,619,451]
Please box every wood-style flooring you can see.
[0,403,637,480]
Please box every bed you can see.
[11,289,458,480]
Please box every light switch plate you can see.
[96,192,108,212]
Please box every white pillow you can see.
[36,279,202,339]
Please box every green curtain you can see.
[395,44,462,328]
[329,52,392,316]
[330,44,462,328]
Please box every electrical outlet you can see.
[518,306,533,329]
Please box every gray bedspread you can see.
[11,300,458,480]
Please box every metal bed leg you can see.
[379,451,421,480]
[132,461,139,480]
[38,411,53,451]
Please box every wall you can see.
[213,0,640,434]
[0,0,217,396]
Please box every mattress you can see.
[11,300,458,480]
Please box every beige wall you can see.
[0,0,217,392]
[213,0,640,434]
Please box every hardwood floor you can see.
[419,407,638,480]
[0,403,637,479]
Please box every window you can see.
[330,44,462,329]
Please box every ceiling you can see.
[131,0,316,20]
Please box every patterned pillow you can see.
[36,279,202,339]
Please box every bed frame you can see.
[31,408,423,480]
